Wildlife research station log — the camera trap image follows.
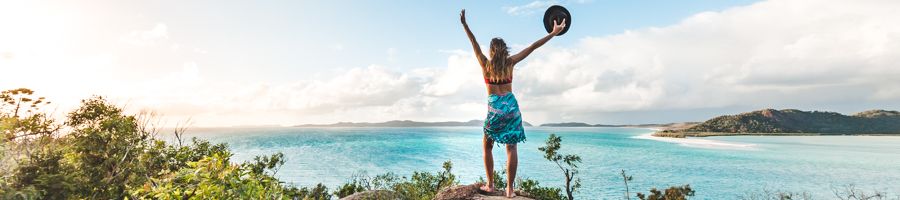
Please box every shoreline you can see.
[652,131,900,138]
[633,132,758,150]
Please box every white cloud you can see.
[9,0,900,127]
[121,0,900,126]
[421,53,482,96]
[331,44,345,51]
[387,48,398,62]
[504,1,558,16]
[506,0,900,121]
[120,23,168,46]
[503,0,588,16]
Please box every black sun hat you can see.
[543,5,571,36]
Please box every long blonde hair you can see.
[485,37,512,82]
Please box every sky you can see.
[2,0,900,127]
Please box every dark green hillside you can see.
[682,109,900,134]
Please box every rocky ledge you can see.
[339,183,534,200]
[434,183,534,200]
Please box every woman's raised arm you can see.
[461,9,488,67]
[509,19,566,65]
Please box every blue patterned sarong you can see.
[484,92,526,144]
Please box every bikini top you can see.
[484,77,512,85]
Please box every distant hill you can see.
[540,122,697,128]
[295,120,534,127]
[540,122,594,127]
[677,109,900,135]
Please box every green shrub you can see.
[519,179,565,200]
[0,89,311,199]
[334,161,458,199]
[475,169,507,189]
[334,179,367,198]
[637,184,695,200]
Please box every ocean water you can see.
[179,127,900,199]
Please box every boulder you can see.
[434,183,534,200]
[339,190,402,200]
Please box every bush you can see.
[637,184,695,200]
[334,178,368,198]
[376,161,459,200]
[476,169,507,189]
[0,89,307,199]
[519,179,566,200]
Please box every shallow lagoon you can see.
[182,127,900,199]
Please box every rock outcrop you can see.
[434,183,534,200]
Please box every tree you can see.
[538,134,581,200]
[1,89,312,199]
[1,88,61,199]
[64,96,153,198]
[622,169,634,200]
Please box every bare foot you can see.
[480,184,494,193]
[506,188,517,198]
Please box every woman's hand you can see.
[550,18,566,36]
[460,9,467,25]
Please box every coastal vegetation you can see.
[3,88,894,199]
[656,108,900,137]
[0,89,326,199]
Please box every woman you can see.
[460,9,565,197]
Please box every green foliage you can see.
[130,151,323,200]
[1,88,64,200]
[0,89,310,200]
[626,170,695,200]
[519,179,565,200]
[334,178,367,198]
[475,169,507,189]
[11,143,78,199]
[0,88,50,119]
[539,134,582,200]
[390,160,458,200]
[636,184,695,200]
[335,161,458,199]
[291,183,333,200]
[63,96,151,198]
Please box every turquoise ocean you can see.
[181,127,900,199]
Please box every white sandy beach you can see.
[632,132,758,150]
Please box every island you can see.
[539,122,699,129]
[654,109,900,138]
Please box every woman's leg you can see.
[481,134,495,192]
[506,143,518,197]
